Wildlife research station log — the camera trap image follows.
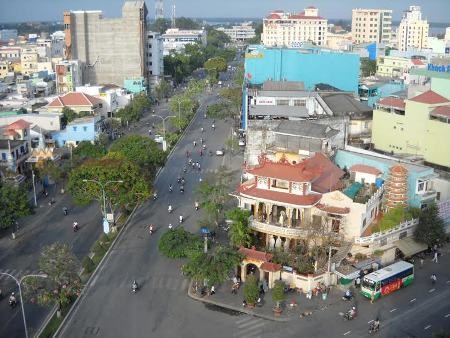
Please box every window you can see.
[293,99,306,106]
[271,179,289,189]
[83,126,87,132]
[416,179,429,193]
[276,99,289,106]
[73,126,77,131]
[1,153,6,161]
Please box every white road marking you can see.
[446,280,450,284]
[343,331,351,336]
[368,319,374,324]
[444,314,450,318]
[429,288,435,293]
[390,308,397,313]
[410,298,416,302]
[424,325,431,330]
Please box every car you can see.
[154,135,164,144]
[238,139,246,146]
[215,149,225,156]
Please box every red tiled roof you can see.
[430,105,450,118]
[7,119,32,130]
[239,183,322,207]
[239,247,273,262]
[316,203,350,215]
[349,164,382,176]
[303,153,344,193]
[267,13,281,19]
[378,97,405,110]
[391,164,408,174]
[411,59,424,66]
[2,129,17,136]
[246,160,316,182]
[260,262,282,272]
[47,92,102,108]
[409,90,450,105]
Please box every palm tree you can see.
[226,208,252,248]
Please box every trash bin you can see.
[322,292,327,301]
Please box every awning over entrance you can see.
[394,237,427,257]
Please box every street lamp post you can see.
[82,179,124,234]
[152,114,175,151]
[31,169,37,208]
[0,272,47,338]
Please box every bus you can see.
[360,260,414,301]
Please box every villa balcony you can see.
[249,216,309,240]
[418,190,437,201]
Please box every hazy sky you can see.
[1,0,449,23]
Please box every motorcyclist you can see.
[168,205,173,213]
[169,184,173,192]
[177,176,181,184]
[149,224,154,235]
[348,306,356,319]
[343,289,352,300]
[193,140,197,147]
[63,207,68,215]
[9,293,16,307]
[431,273,437,285]
[201,127,204,133]
[132,280,138,292]
[153,192,158,200]
[212,123,215,130]
[180,185,184,193]
[370,318,380,331]
[73,221,79,232]
[179,215,184,223]
[195,201,199,210]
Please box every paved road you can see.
[57,88,246,338]
[0,191,102,338]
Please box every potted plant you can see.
[272,280,286,315]
[243,275,259,308]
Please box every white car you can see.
[215,149,225,156]
[154,135,164,144]
[238,139,246,146]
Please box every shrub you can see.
[82,256,95,274]
[354,253,367,260]
[272,280,286,309]
[243,274,259,305]
[100,233,110,245]
[93,242,106,256]
[92,254,103,265]
[158,227,202,259]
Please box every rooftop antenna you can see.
[155,0,164,20]
[171,4,176,28]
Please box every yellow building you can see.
[351,8,392,45]
[20,47,39,76]
[372,89,450,168]
[376,56,411,78]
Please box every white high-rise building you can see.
[351,9,392,44]
[262,7,328,47]
[397,6,429,51]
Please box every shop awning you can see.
[394,237,427,257]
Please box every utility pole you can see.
[31,169,37,207]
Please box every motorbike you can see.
[195,203,199,211]
[73,222,79,232]
[63,208,68,216]
[369,322,380,334]
[177,177,181,184]
[168,205,173,213]
[169,185,173,193]
[9,297,17,308]
[132,281,138,293]
[153,193,158,200]
[343,309,357,321]
[179,216,184,224]
[342,294,353,301]
[180,186,184,194]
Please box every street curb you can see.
[186,280,291,322]
[49,204,140,338]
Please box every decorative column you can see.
[269,235,276,249]
[265,203,272,224]
[287,207,292,228]
[283,238,290,252]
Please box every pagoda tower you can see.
[383,164,408,211]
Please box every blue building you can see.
[244,45,360,93]
[334,148,437,209]
[51,116,103,147]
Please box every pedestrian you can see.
[432,251,438,263]
[193,140,197,147]
[148,129,152,135]
[370,293,375,304]
[420,257,424,268]
[355,277,361,288]
[186,150,190,158]
[431,273,437,285]
[210,285,215,295]
[200,150,203,157]
[168,224,173,230]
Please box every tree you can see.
[272,280,286,309]
[414,204,446,247]
[207,28,231,48]
[154,79,173,101]
[23,243,81,314]
[61,107,77,127]
[175,17,201,30]
[158,227,203,258]
[109,135,165,178]
[0,183,32,229]
[36,159,64,190]
[196,166,233,226]
[226,208,252,248]
[243,274,259,305]
[182,245,242,287]
[116,93,152,123]
[68,155,150,213]
[247,23,262,44]
[234,64,244,86]
[73,141,106,161]
[204,57,227,78]
[361,58,377,77]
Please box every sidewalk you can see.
[187,279,344,322]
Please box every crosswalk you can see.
[234,315,266,338]
[0,269,41,282]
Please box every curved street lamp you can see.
[0,272,48,338]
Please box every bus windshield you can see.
[362,278,376,290]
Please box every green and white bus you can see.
[360,260,414,301]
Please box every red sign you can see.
[381,279,402,296]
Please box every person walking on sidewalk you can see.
[432,250,439,263]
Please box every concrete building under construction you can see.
[64,1,148,91]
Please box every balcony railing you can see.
[418,190,437,200]
[249,216,309,239]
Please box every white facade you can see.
[50,31,65,58]
[21,47,39,76]
[262,7,328,47]
[445,27,450,44]
[427,37,446,55]
[76,85,131,117]
[351,8,392,44]
[217,23,256,42]
[398,6,429,51]
[326,32,352,51]
[0,113,62,131]
[147,31,164,87]
[36,38,52,58]
[162,28,207,55]
[0,46,21,60]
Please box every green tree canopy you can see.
[109,134,165,178]
[361,58,377,77]
[154,79,173,101]
[247,23,262,44]
[226,208,252,248]
[175,17,201,30]
[272,280,286,309]
[68,155,150,212]
[24,243,81,311]
[116,93,152,123]
[204,57,227,74]
[207,28,231,48]
[158,227,203,258]
[0,183,31,229]
[414,204,446,247]
[73,141,106,161]
[61,107,77,127]
[182,245,242,286]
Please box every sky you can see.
[0,0,449,23]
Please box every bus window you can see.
[375,282,380,291]
[362,278,375,290]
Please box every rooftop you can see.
[238,246,273,262]
[378,97,406,110]
[349,164,382,176]
[7,119,32,130]
[274,120,339,139]
[430,105,450,118]
[47,92,102,108]
[409,90,449,105]
[319,92,372,115]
